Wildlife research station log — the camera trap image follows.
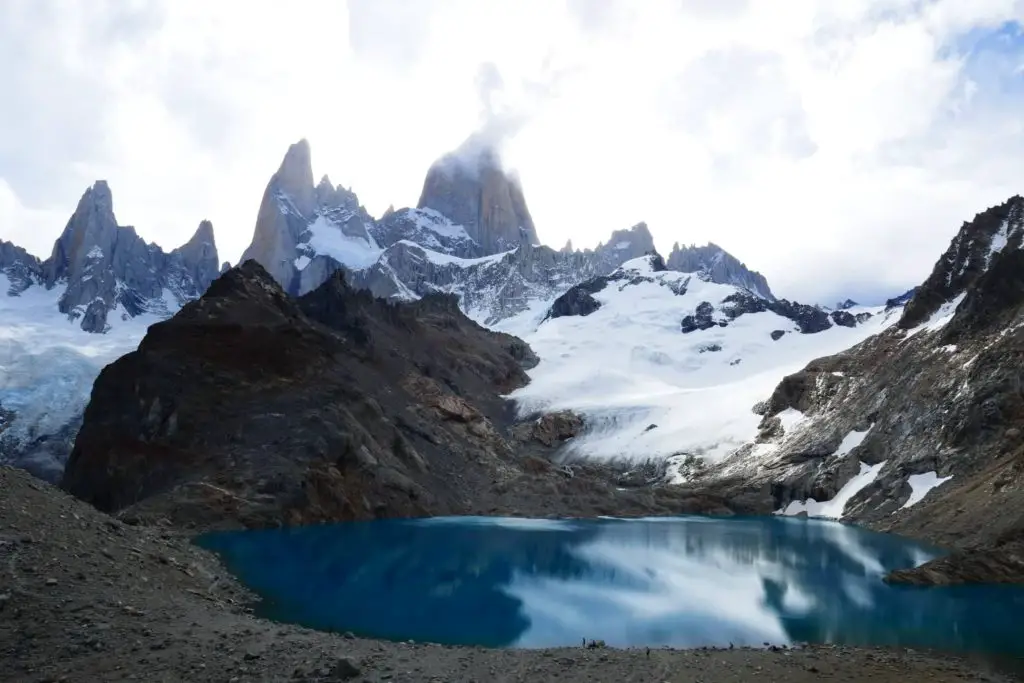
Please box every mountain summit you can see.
[417,136,539,253]
[667,242,774,300]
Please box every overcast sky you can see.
[1,0,1023,304]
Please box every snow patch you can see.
[905,293,966,339]
[988,219,1010,265]
[305,214,382,270]
[506,268,897,464]
[0,274,172,475]
[779,461,887,519]
[834,426,871,458]
[293,255,311,271]
[901,471,954,509]
[410,208,472,240]
[394,241,512,268]
[777,408,804,434]
[86,246,104,259]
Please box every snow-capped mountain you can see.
[238,139,779,325]
[496,253,893,470]
[0,135,874,486]
[0,182,220,479]
[2,181,220,333]
[667,242,774,300]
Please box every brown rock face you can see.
[60,260,536,530]
[698,196,1024,558]
[885,530,1024,585]
[512,411,585,448]
[417,141,539,254]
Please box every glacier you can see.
[495,256,901,467]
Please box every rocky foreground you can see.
[3,467,1021,683]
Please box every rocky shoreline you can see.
[2,467,1022,683]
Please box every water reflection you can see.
[197,516,1024,654]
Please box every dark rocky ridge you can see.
[699,196,1024,583]
[679,291,873,336]
[60,260,741,531]
[900,195,1023,329]
[60,260,530,527]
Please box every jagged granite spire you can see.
[43,180,118,287]
[171,220,221,295]
[35,181,222,333]
[417,136,540,254]
[240,139,376,292]
[667,242,775,300]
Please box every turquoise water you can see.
[196,515,1024,654]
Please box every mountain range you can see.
[0,137,810,479]
[3,134,1022,583]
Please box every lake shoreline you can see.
[3,467,1022,683]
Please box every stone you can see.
[327,657,361,680]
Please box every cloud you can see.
[0,0,1022,305]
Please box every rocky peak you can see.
[0,239,43,295]
[900,195,1024,329]
[43,181,119,287]
[60,257,538,528]
[241,140,376,291]
[602,222,656,254]
[170,220,221,293]
[667,241,775,300]
[275,139,316,217]
[416,136,540,254]
[21,181,225,333]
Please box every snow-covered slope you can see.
[0,273,176,480]
[496,255,898,469]
[0,183,220,479]
[688,196,1024,542]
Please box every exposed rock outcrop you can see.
[239,139,377,294]
[417,138,539,254]
[667,242,774,300]
[60,260,535,528]
[885,530,1024,585]
[0,240,42,295]
[701,196,1024,557]
[37,182,221,332]
[900,196,1023,328]
[679,291,869,336]
[512,411,585,448]
[544,277,609,320]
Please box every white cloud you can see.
[0,0,1022,303]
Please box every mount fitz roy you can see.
[238,138,784,325]
[0,137,889,486]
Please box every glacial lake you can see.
[196,515,1024,655]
